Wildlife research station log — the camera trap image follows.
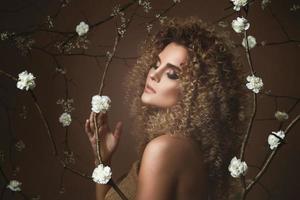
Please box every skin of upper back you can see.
[135,134,209,200]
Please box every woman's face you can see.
[141,42,189,108]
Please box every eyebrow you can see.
[157,55,182,72]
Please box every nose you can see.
[150,72,160,82]
[149,68,162,82]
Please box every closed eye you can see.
[150,59,179,80]
[167,72,179,80]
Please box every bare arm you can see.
[84,112,123,200]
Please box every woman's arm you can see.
[84,112,123,200]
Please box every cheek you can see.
[158,81,181,103]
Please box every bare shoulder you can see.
[146,134,201,156]
[141,134,203,175]
[136,134,206,200]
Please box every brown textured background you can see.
[0,0,299,199]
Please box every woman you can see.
[85,17,252,200]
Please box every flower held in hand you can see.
[91,95,111,113]
[92,164,112,184]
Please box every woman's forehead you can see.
[158,42,189,68]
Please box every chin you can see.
[141,93,154,105]
[140,94,174,108]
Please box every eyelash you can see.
[150,61,179,80]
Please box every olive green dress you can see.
[105,161,139,200]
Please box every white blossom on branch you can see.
[246,74,263,93]
[146,23,153,33]
[0,31,15,41]
[290,4,300,12]
[173,0,181,3]
[91,95,111,113]
[92,164,112,184]
[268,130,285,150]
[228,156,248,178]
[7,180,22,192]
[231,16,250,33]
[57,98,75,113]
[274,111,289,121]
[261,0,271,10]
[76,21,89,36]
[111,4,121,16]
[242,35,257,49]
[15,140,26,152]
[138,0,152,13]
[59,112,72,127]
[156,14,168,24]
[230,0,248,11]
[46,16,54,29]
[16,70,36,91]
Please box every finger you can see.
[113,121,123,139]
[89,112,95,131]
[85,119,93,138]
[96,112,103,125]
[102,112,108,124]
[97,112,108,126]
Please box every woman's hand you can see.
[85,111,123,165]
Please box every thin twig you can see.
[242,114,300,198]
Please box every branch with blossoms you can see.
[0,0,184,199]
[0,0,299,199]
[226,0,300,199]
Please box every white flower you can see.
[228,156,248,178]
[59,112,72,127]
[76,21,89,36]
[274,111,289,121]
[246,74,263,93]
[230,0,248,11]
[1,32,9,40]
[111,4,121,16]
[92,164,112,184]
[146,23,153,33]
[138,0,152,13]
[15,140,26,152]
[290,4,300,12]
[16,70,36,91]
[173,0,181,3]
[91,95,111,113]
[242,35,257,49]
[268,130,285,150]
[7,180,22,191]
[261,0,271,10]
[231,17,250,33]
